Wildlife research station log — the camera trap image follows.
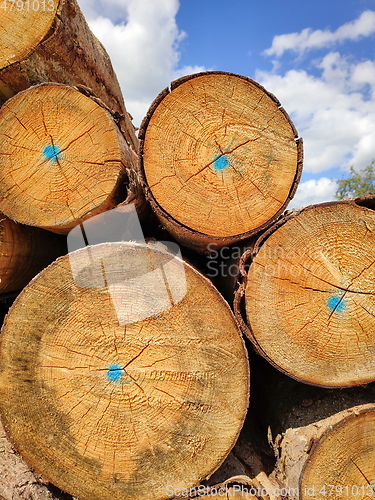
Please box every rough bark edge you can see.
[138,71,303,253]
[0,241,250,499]
[0,0,138,152]
[233,196,375,388]
[0,419,76,500]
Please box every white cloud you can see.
[77,0,207,128]
[264,10,375,57]
[351,60,375,94]
[288,178,337,209]
[256,52,375,174]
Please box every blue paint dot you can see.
[328,296,345,313]
[213,155,229,171]
[107,364,123,383]
[43,144,61,162]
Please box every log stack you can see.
[1,1,375,499]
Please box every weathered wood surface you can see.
[0,241,249,500]
[0,83,145,233]
[0,419,76,500]
[0,0,138,151]
[235,198,375,387]
[139,71,303,253]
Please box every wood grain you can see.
[139,71,303,252]
[0,241,249,500]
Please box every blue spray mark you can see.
[213,154,229,172]
[43,144,61,162]
[328,295,345,313]
[107,364,124,383]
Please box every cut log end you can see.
[0,0,58,70]
[0,241,249,500]
[140,72,302,251]
[300,406,375,500]
[237,201,375,387]
[0,83,136,233]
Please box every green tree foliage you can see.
[335,161,375,200]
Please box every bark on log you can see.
[234,198,375,387]
[0,214,67,294]
[0,0,138,151]
[0,83,145,233]
[271,404,375,500]
[139,71,303,253]
[0,241,249,500]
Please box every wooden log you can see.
[0,241,249,500]
[0,0,137,151]
[270,404,375,500]
[234,198,375,387]
[0,214,67,294]
[0,83,145,234]
[139,71,303,253]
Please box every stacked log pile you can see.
[1,2,375,500]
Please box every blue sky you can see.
[78,0,375,207]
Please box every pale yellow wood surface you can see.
[0,0,58,70]
[143,73,299,238]
[0,242,249,500]
[245,203,375,387]
[0,84,135,233]
[301,406,375,500]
